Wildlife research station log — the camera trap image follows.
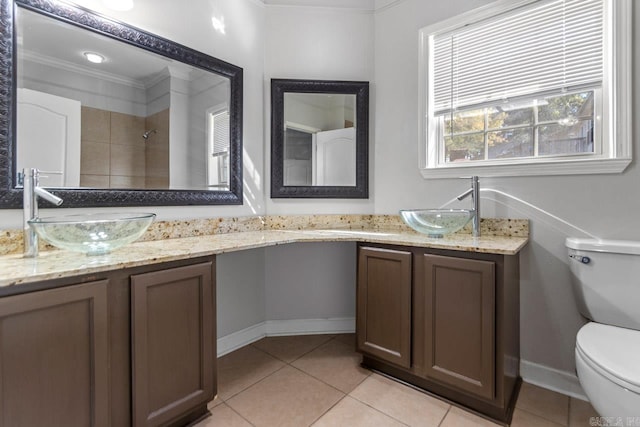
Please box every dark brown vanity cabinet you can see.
[0,280,109,427]
[417,254,495,399]
[131,262,215,427]
[356,244,520,423]
[357,246,412,368]
[0,256,216,427]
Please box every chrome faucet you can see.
[456,176,480,237]
[22,168,63,257]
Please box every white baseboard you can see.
[217,317,356,357]
[217,323,267,357]
[265,317,355,336]
[520,359,588,401]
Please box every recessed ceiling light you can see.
[84,52,105,64]
[103,0,134,11]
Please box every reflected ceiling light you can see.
[84,52,105,64]
[103,0,134,11]
[211,16,226,34]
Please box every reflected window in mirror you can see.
[207,106,230,188]
[0,0,243,208]
[271,79,369,199]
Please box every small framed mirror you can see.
[270,79,369,198]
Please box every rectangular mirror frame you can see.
[270,79,369,199]
[0,0,244,208]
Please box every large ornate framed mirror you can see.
[271,79,369,198]
[0,0,243,208]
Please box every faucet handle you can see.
[18,168,39,188]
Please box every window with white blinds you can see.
[207,108,230,187]
[433,0,603,115]
[418,0,632,178]
[212,110,230,154]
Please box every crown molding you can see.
[263,0,375,12]
[21,50,146,89]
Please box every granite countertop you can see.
[0,225,528,288]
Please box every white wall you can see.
[217,249,266,338]
[6,0,638,397]
[373,0,640,396]
[168,76,191,189]
[264,4,375,214]
[265,242,356,321]
[21,58,147,116]
[0,0,267,229]
[146,73,171,116]
[189,77,230,188]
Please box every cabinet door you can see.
[0,280,109,427]
[419,254,495,399]
[131,261,215,427]
[357,246,412,368]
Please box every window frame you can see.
[438,88,600,163]
[418,0,632,178]
[206,104,230,188]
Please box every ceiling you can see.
[262,0,377,9]
[17,6,215,86]
[261,0,408,11]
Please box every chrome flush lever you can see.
[569,254,591,264]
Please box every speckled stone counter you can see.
[0,215,528,289]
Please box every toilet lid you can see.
[577,323,640,392]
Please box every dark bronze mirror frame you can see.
[271,79,369,198]
[0,0,243,208]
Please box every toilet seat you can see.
[576,322,640,394]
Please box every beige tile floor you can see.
[195,334,598,427]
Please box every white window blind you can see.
[432,0,604,115]
[212,110,229,154]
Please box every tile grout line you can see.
[224,402,258,427]
[436,406,452,427]
[307,393,349,426]
[280,336,348,427]
[250,334,336,364]
[287,363,349,395]
[249,334,385,426]
[344,387,411,427]
[252,335,367,396]
[255,335,444,427]
[250,335,352,427]
[515,406,568,427]
[220,360,288,403]
[283,337,373,396]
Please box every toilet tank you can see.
[566,238,640,331]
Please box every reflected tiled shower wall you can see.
[144,109,170,189]
[79,106,169,189]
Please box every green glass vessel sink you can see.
[29,212,156,255]
[399,209,473,238]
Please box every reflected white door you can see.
[17,88,81,187]
[314,127,356,186]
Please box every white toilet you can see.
[566,238,640,417]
